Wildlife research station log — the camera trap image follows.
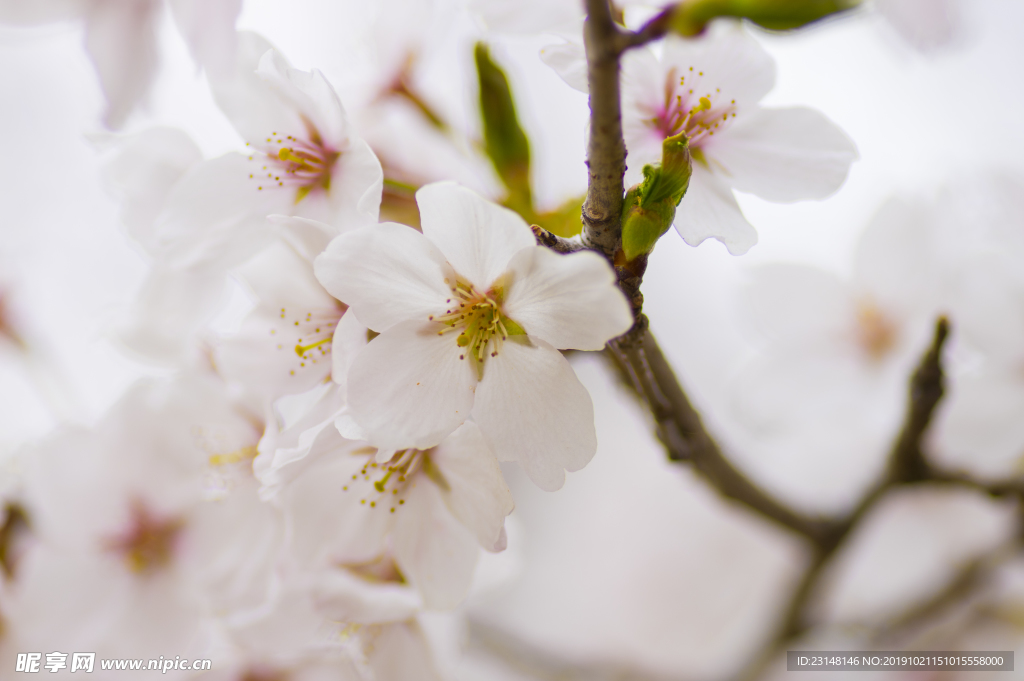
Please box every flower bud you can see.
[475,42,532,215]
[670,0,860,36]
[620,133,692,262]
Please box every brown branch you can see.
[737,318,955,680]
[621,6,676,50]
[874,541,1018,643]
[530,224,585,254]
[582,0,628,258]
[606,323,834,543]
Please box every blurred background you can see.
[2,1,1024,678]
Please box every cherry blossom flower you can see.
[99,127,204,257]
[191,579,365,681]
[730,198,942,507]
[0,0,241,128]
[542,25,857,254]
[7,374,282,662]
[931,180,1024,478]
[875,0,961,52]
[159,32,383,272]
[310,569,447,681]
[104,36,382,361]
[315,182,633,490]
[271,420,513,609]
[216,219,351,408]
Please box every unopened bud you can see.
[620,133,692,262]
[670,0,860,36]
[475,42,532,215]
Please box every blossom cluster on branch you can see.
[0,0,1022,679]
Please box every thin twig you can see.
[530,224,585,254]
[621,6,676,50]
[875,539,1019,644]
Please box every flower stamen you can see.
[646,68,737,149]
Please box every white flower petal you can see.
[708,106,858,202]
[257,387,346,496]
[314,223,454,332]
[268,215,338,263]
[83,0,161,128]
[502,247,632,350]
[742,264,851,341]
[167,0,241,78]
[154,152,283,268]
[937,368,1024,476]
[100,127,202,254]
[118,265,227,363]
[255,47,350,150]
[661,26,775,107]
[416,182,536,291]
[393,480,480,609]
[432,422,514,552]
[331,310,369,389]
[311,569,421,625]
[473,337,596,491]
[0,0,81,23]
[539,40,588,93]
[278,427,394,565]
[334,410,368,442]
[673,166,758,255]
[730,342,871,432]
[215,242,342,400]
[366,622,445,681]
[853,197,939,316]
[346,320,477,451]
[266,214,333,261]
[236,239,338,312]
[621,47,672,181]
[325,136,384,226]
[948,262,1024,362]
[208,32,305,147]
[876,0,958,52]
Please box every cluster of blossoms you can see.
[1,3,639,676]
[3,0,1023,678]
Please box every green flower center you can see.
[430,280,525,368]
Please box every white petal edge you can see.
[673,166,758,255]
[432,422,514,552]
[392,481,480,610]
[539,40,588,93]
[416,182,536,292]
[314,223,454,332]
[473,337,597,491]
[346,320,477,452]
[708,106,858,203]
[502,247,632,350]
[83,0,161,129]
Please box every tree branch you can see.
[582,0,628,258]
[621,6,675,50]
[606,324,834,543]
[737,318,956,680]
[873,538,1019,643]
